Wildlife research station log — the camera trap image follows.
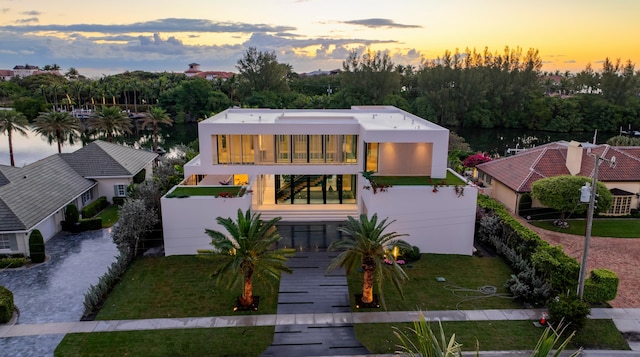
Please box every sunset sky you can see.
[0,0,639,77]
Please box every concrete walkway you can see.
[262,251,368,356]
[2,308,640,352]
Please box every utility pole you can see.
[577,149,615,299]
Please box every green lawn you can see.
[530,219,640,238]
[96,256,279,320]
[166,186,242,198]
[347,254,523,311]
[95,205,119,228]
[55,327,274,357]
[356,319,629,353]
[374,171,466,186]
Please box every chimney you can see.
[566,141,583,175]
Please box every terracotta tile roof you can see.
[476,141,640,193]
[194,71,234,80]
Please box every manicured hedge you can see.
[584,269,619,303]
[476,195,581,305]
[0,257,27,268]
[81,197,109,218]
[112,197,126,206]
[0,285,14,323]
[62,218,103,233]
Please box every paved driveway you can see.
[520,218,640,308]
[0,228,118,356]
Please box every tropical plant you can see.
[32,110,82,153]
[86,105,133,142]
[199,209,294,309]
[327,213,410,308]
[394,314,465,357]
[394,313,581,357]
[140,107,173,154]
[0,110,29,166]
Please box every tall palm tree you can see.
[0,110,29,166]
[328,213,410,308]
[199,209,294,309]
[140,107,173,153]
[86,106,133,142]
[32,110,82,153]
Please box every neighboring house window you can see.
[114,184,127,197]
[607,195,632,216]
[0,234,12,250]
[82,190,93,205]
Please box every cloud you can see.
[0,18,296,34]
[21,10,40,15]
[341,18,421,29]
[15,17,38,24]
[563,60,576,63]
[2,8,10,14]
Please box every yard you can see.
[55,254,628,355]
[529,218,640,238]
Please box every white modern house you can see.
[161,106,478,256]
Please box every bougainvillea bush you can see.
[463,153,491,167]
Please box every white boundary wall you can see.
[161,193,252,256]
[360,184,477,255]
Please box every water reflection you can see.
[0,123,198,166]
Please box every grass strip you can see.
[530,219,640,238]
[55,327,274,357]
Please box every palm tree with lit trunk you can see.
[32,110,82,153]
[87,106,132,142]
[328,213,410,309]
[200,209,294,310]
[0,110,29,167]
[140,107,172,154]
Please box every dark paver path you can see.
[262,251,369,356]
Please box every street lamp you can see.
[577,148,616,299]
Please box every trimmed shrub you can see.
[83,249,134,318]
[29,229,46,263]
[0,257,27,268]
[65,204,80,224]
[0,285,14,323]
[81,196,109,218]
[112,197,126,206]
[78,218,103,231]
[584,269,619,303]
[548,294,591,330]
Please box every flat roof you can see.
[201,106,447,132]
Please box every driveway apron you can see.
[0,229,118,356]
[262,251,369,356]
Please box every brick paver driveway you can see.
[519,218,640,308]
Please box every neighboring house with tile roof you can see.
[0,141,156,257]
[476,141,640,215]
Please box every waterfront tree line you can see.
[1,46,639,133]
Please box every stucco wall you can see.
[491,180,518,212]
[161,193,252,256]
[359,184,477,255]
[96,177,133,202]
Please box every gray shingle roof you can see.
[0,155,96,231]
[60,140,157,177]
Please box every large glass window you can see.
[217,135,254,164]
[276,135,290,163]
[292,135,308,163]
[365,142,379,172]
[343,135,357,163]
[275,174,356,205]
[257,135,274,163]
[309,135,324,163]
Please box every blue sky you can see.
[0,0,639,77]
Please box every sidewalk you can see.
[2,308,639,338]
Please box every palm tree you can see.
[32,110,82,153]
[86,106,132,142]
[199,209,294,309]
[0,110,29,166]
[328,213,410,308]
[140,106,172,153]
